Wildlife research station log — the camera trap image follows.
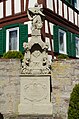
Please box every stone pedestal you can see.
[18,75,52,115]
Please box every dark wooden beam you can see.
[43,8,79,34]
[41,21,45,42]
[57,0,59,15]
[37,0,43,4]
[62,0,64,17]
[21,0,24,13]
[67,6,69,20]
[73,11,75,24]
[0,0,7,3]
[43,0,46,8]
[45,33,53,38]
[3,0,6,17]
[0,12,29,28]
[53,0,55,13]
[25,0,29,11]
[48,51,54,57]
[12,0,14,15]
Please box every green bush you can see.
[57,54,69,59]
[68,84,79,119]
[3,51,23,59]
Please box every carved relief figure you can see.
[27,3,45,34]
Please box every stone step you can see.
[15,115,53,119]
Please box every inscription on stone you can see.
[24,82,47,102]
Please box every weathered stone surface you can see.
[0,59,21,116]
[51,60,79,119]
[18,75,52,115]
[22,4,50,75]
[0,59,79,119]
[9,115,54,119]
[18,4,52,116]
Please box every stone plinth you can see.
[18,74,52,115]
[16,115,53,119]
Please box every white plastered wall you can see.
[14,0,21,13]
[47,0,53,11]
[28,0,37,8]
[45,21,54,51]
[6,0,12,16]
[0,2,3,19]
[55,0,57,13]
[45,20,49,33]
[24,21,32,42]
[64,4,67,19]
[59,0,62,17]
[75,12,77,25]
[69,8,73,23]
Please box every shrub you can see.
[3,51,23,59]
[68,84,79,119]
[57,54,69,59]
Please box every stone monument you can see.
[18,3,52,115]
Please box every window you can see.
[67,0,71,4]
[6,27,19,52]
[72,0,77,9]
[66,0,79,10]
[74,0,79,10]
[58,29,67,54]
[0,23,28,55]
[76,37,79,57]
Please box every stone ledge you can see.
[18,103,53,115]
[16,115,53,119]
[19,74,51,77]
[0,58,20,62]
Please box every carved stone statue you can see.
[27,3,45,35]
[22,41,51,74]
[21,4,51,74]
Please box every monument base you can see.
[12,115,54,119]
[18,75,52,115]
[18,103,52,115]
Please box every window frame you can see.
[58,29,67,54]
[6,27,19,52]
[75,36,79,58]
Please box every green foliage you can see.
[57,54,69,59]
[3,51,23,59]
[68,84,79,119]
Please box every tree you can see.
[68,84,79,119]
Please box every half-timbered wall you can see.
[0,0,38,19]
[46,0,79,27]
[0,0,79,61]
[0,0,78,27]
